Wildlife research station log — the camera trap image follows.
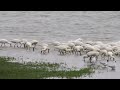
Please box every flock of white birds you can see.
[1,38,120,63]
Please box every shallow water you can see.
[1,11,120,42]
[0,11,120,79]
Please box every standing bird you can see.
[25,42,35,51]
[83,51,99,63]
[0,39,12,47]
[20,39,28,48]
[11,39,22,48]
[31,40,39,47]
[40,43,50,54]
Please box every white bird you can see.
[99,50,108,59]
[25,42,35,51]
[55,45,70,55]
[107,51,115,61]
[73,46,83,55]
[41,45,50,54]
[31,40,39,47]
[83,51,99,63]
[0,39,12,47]
[51,41,61,46]
[75,38,83,42]
[20,39,28,48]
[11,39,22,48]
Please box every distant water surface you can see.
[0,11,120,42]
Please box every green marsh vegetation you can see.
[0,56,94,79]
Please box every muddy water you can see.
[0,11,120,79]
